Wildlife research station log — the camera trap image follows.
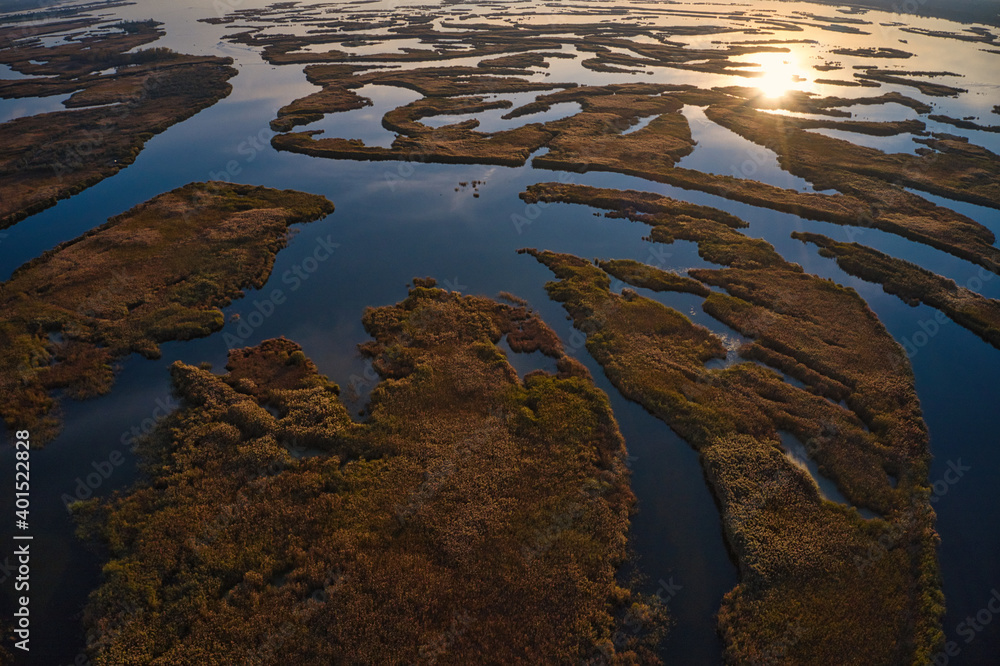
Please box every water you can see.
[677,104,819,191]
[2,0,1000,663]
[805,125,923,153]
[0,92,74,123]
[0,63,31,79]
[420,92,582,132]
[779,432,879,519]
[299,83,423,147]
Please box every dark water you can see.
[1,1,999,663]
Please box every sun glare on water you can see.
[753,51,807,98]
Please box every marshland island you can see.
[0,8,237,226]
[2,0,1000,664]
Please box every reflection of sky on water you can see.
[420,92,581,132]
[677,104,818,191]
[0,91,74,122]
[299,84,422,147]
[2,1,1000,664]
[0,62,30,79]
[804,126,923,153]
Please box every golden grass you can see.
[0,19,237,226]
[522,248,943,663]
[0,182,334,444]
[597,259,710,297]
[78,285,664,665]
[702,103,1000,265]
[795,231,1000,348]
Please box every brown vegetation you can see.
[78,285,663,665]
[478,52,571,69]
[246,7,997,296]
[830,47,913,58]
[794,232,1000,348]
[520,246,941,664]
[0,183,334,443]
[853,69,967,96]
[700,103,1000,270]
[0,17,237,226]
[521,183,928,481]
[268,63,572,162]
[709,87,931,115]
[597,259,710,297]
[0,18,164,80]
[928,114,1000,133]
[814,78,880,87]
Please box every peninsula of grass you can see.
[523,88,1000,279]
[853,69,967,97]
[269,62,568,133]
[520,247,942,664]
[796,117,925,136]
[928,114,1000,133]
[710,87,932,115]
[478,51,569,68]
[268,62,575,163]
[0,16,237,226]
[521,183,929,492]
[78,284,664,664]
[242,9,999,285]
[0,182,334,444]
[814,77,880,87]
[597,259,710,296]
[830,47,914,58]
[794,231,1000,348]
[699,102,1000,271]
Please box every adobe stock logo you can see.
[223,234,339,348]
[933,589,1000,665]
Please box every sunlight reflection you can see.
[753,51,808,98]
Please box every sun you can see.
[752,51,806,98]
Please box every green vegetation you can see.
[79,285,664,665]
[520,247,942,664]
[0,182,334,443]
[794,232,1000,348]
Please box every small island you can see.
[0,14,237,226]
[0,182,334,443]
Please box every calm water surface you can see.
[1,1,999,663]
